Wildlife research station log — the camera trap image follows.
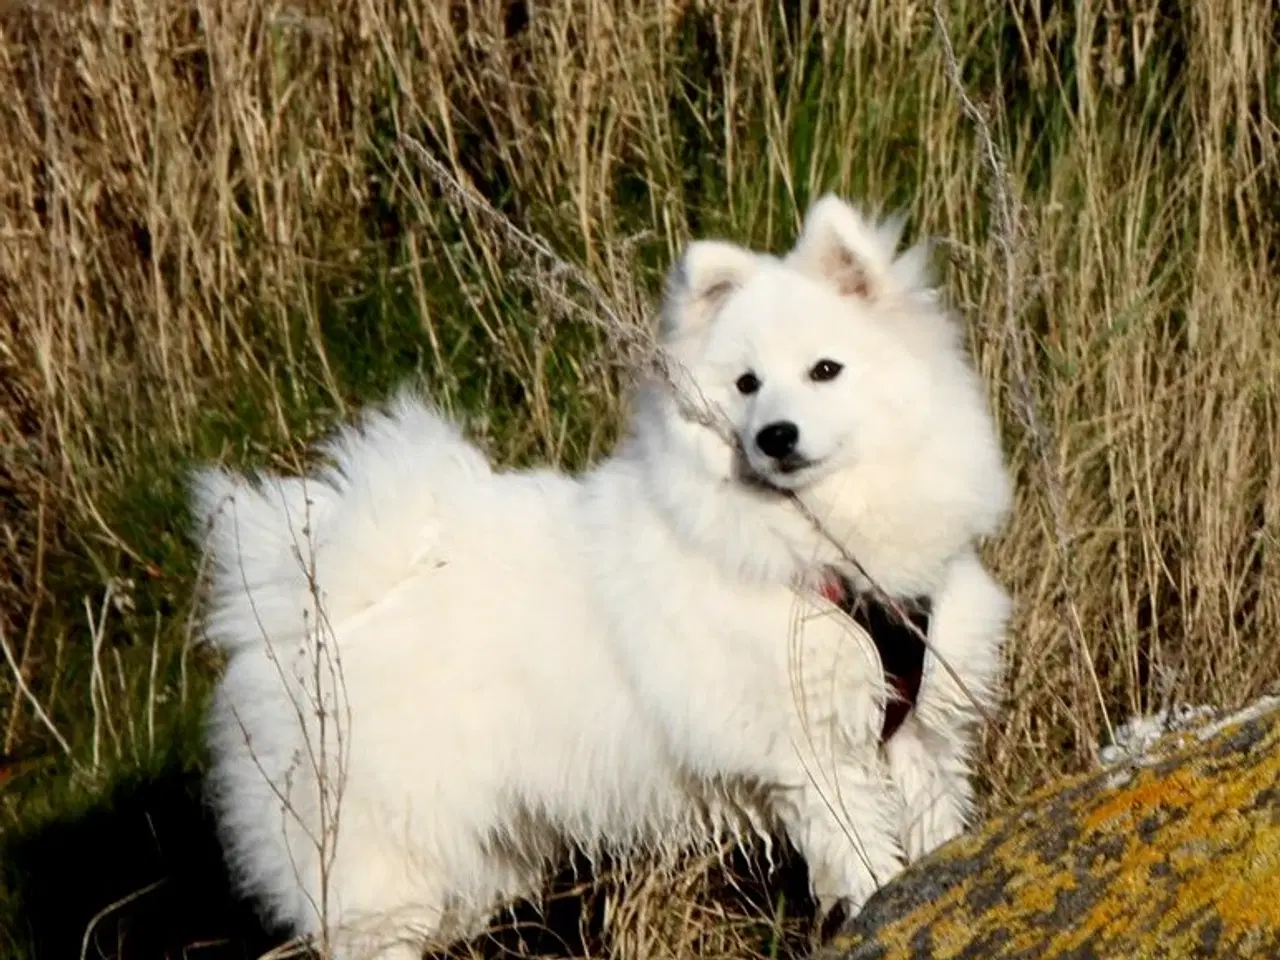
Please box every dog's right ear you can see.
[660,240,761,342]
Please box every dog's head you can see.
[661,198,953,486]
[652,195,1011,572]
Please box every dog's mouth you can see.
[774,452,814,475]
[732,448,821,493]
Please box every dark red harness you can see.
[819,572,930,744]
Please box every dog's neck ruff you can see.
[818,571,931,745]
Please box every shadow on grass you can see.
[3,751,821,960]
[1,759,282,960]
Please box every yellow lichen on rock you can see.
[820,698,1280,959]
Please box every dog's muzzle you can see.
[819,571,931,744]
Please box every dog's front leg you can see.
[883,713,974,862]
[778,751,905,924]
[771,611,906,924]
[887,549,1010,862]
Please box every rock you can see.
[1096,703,1218,767]
[819,697,1280,959]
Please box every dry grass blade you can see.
[930,0,1112,756]
[0,621,74,763]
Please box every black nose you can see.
[755,421,799,460]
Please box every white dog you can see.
[193,196,1012,960]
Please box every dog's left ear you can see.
[787,195,932,301]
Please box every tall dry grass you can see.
[1,0,1278,955]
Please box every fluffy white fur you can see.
[194,195,1013,960]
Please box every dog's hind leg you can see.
[327,932,425,960]
[295,844,452,960]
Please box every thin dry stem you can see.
[930,0,1114,756]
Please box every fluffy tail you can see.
[191,391,491,653]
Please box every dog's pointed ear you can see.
[661,240,762,342]
[788,195,930,301]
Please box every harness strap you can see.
[821,572,930,744]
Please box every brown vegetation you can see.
[0,0,1277,956]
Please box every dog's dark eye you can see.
[735,372,761,395]
[809,359,844,383]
